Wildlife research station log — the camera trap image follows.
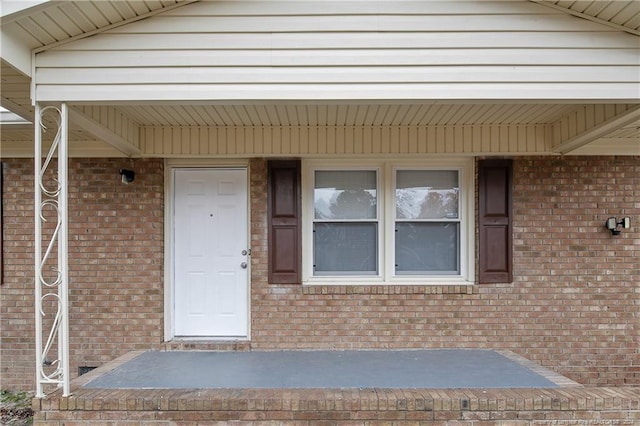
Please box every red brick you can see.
[2,157,639,392]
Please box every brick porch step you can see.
[154,340,251,352]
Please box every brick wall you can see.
[1,159,35,389]
[513,156,639,385]
[1,158,164,391]
[2,156,638,391]
[249,156,639,386]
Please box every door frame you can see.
[164,159,251,341]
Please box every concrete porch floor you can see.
[33,350,640,424]
[83,349,576,389]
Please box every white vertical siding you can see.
[76,105,140,150]
[139,125,551,157]
[33,1,640,102]
[0,140,128,158]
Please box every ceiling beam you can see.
[1,95,34,122]
[569,138,640,155]
[68,107,141,157]
[552,106,640,154]
[0,29,33,77]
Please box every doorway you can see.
[172,168,249,337]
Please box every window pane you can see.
[395,222,459,274]
[396,170,458,219]
[314,223,377,275]
[314,171,377,219]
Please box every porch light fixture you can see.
[605,217,630,235]
[119,168,135,184]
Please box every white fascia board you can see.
[34,83,640,103]
[0,28,32,76]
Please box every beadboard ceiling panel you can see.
[117,104,584,127]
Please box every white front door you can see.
[173,168,248,337]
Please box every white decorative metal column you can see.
[34,103,70,397]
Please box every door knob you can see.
[240,262,248,269]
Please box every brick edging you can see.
[33,386,640,424]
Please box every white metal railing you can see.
[34,103,70,397]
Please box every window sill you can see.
[301,284,474,295]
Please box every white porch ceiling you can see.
[3,97,635,129]
[118,103,586,127]
[3,102,638,157]
[1,1,639,151]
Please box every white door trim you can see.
[163,159,251,341]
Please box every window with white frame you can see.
[394,170,460,275]
[303,160,473,284]
[313,170,379,275]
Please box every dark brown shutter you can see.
[478,159,513,283]
[268,160,301,284]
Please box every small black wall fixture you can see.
[119,169,135,184]
[605,217,630,235]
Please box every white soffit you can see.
[0,1,192,51]
[532,1,640,35]
[0,1,50,18]
[0,101,612,127]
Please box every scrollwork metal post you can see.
[34,103,70,397]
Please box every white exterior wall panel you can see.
[33,1,640,102]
